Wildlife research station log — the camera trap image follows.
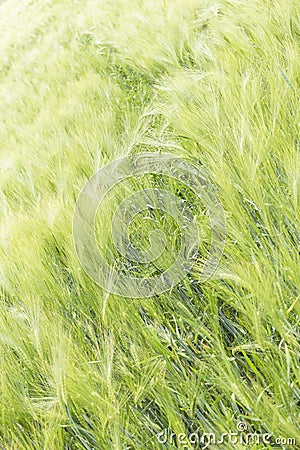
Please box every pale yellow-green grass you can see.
[0,0,299,449]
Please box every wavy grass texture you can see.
[0,0,299,448]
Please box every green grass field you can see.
[0,0,299,448]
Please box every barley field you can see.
[0,0,299,449]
